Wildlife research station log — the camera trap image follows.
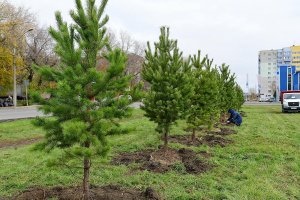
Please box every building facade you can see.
[277,46,300,100]
[258,50,277,98]
[278,65,300,91]
[259,45,300,101]
[291,45,300,67]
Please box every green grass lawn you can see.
[0,119,43,142]
[0,106,299,199]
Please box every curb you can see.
[0,117,38,123]
[0,105,40,110]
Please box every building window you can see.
[288,67,292,90]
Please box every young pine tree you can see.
[218,64,236,121]
[187,51,220,141]
[126,81,145,102]
[234,83,245,111]
[32,0,131,199]
[142,27,191,149]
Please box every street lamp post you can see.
[13,47,17,108]
[12,28,33,108]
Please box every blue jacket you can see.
[228,109,242,126]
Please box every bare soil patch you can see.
[210,128,237,136]
[0,136,43,149]
[169,130,233,147]
[169,135,202,146]
[112,148,212,174]
[200,134,232,147]
[9,185,161,200]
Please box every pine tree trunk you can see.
[208,115,214,130]
[191,128,196,142]
[83,157,90,200]
[83,142,91,200]
[163,126,169,149]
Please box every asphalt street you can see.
[1,102,280,122]
[0,102,144,122]
[244,101,281,106]
[0,106,44,121]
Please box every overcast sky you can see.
[8,0,300,91]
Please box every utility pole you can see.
[246,74,249,101]
[12,28,34,108]
[24,80,29,106]
[13,47,17,108]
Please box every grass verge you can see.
[0,106,299,199]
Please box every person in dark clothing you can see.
[227,109,242,126]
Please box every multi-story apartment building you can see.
[291,45,300,67]
[276,47,292,100]
[259,45,300,101]
[277,47,291,65]
[258,50,277,98]
[277,46,300,92]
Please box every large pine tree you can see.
[32,0,131,199]
[142,27,191,149]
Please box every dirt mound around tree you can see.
[169,132,233,147]
[200,134,232,147]
[9,185,161,200]
[169,135,202,146]
[112,148,212,174]
[209,128,237,136]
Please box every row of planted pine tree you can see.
[31,0,244,199]
[142,27,244,148]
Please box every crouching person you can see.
[227,109,242,126]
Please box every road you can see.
[0,106,44,122]
[128,102,143,108]
[1,102,279,122]
[0,102,144,122]
[244,101,281,106]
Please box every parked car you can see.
[0,96,14,107]
[259,97,269,102]
[266,97,275,102]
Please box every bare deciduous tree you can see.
[107,28,146,57]
[119,30,134,53]
[0,1,57,91]
[0,0,36,49]
[106,28,118,50]
[133,40,146,57]
[24,27,58,82]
